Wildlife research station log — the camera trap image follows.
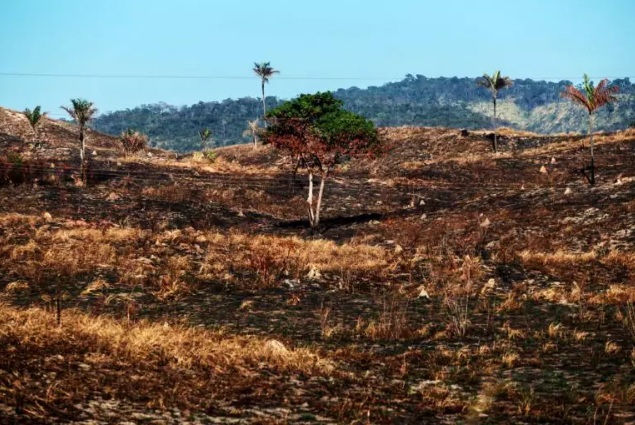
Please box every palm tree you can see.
[199,128,212,150]
[477,71,513,152]
[242,119,260,148]
[61,99,98,181]
[23,105,47,144]
[561,74,619,185]
[253,62,279,127]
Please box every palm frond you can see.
[23,105,46,130]
[477,71,512,95]
[253,61,279,83]
[61,99,97,125]
[562,75,618,114]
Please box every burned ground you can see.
[1,115,635,424]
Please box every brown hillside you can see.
[2,117,635,423]
[0,106,121,160]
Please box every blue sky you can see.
[1,0,633,116]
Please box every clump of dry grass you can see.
[199,231,392,288]
[0,302,330,372]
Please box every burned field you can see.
[1,123,635,424]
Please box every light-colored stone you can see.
[417,285,430,299]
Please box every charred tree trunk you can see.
[492,96,498,153]
[79,125,86,182]
[589,113,595,185]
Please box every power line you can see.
[0,72,399,81]
[1,71,633,81]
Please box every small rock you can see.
[306,266,322,280]
[6,281,29,292]
[419,200,425,206]
[283,279,299,288]
[550,157,557,164]
[481,278,496,294]
[420,214,427,220]
[105,192,120,201]
[394,245,404,254]
[43,211,53,222]
[564,187,572,195]
[417,285,430,299]
[540,165,548,174]
[265,339,289,356]
[480,217,491,228]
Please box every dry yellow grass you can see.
[0,302,332,374]
[0,213,394,296]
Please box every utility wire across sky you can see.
[1,72,633,81]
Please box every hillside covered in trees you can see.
[92,75,635,152]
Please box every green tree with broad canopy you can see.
[477,71,513,153]
[561,74,619,185]
[264,92,382,229]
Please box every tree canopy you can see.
[264,92,381,170]
[264,92,381,228]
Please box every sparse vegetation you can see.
[477,71,513,152]
[119,128,148,156]
[1,105,635,423]
[253,61,279,127]
[242,119,261,148]
[61,99,98,182]
[198,127,212,150]
[265,91,382,228]
[561,74,619,184]
[23,105,46,144]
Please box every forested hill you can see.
[92,75,635,152]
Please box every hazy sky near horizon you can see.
[1,0,634,116]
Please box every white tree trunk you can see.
[307,172,315,226]
[313,169,328,228]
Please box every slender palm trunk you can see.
[492,95,498,153]
[261,81,267,128]
[79,125,85,181]
[589,113,595,185]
